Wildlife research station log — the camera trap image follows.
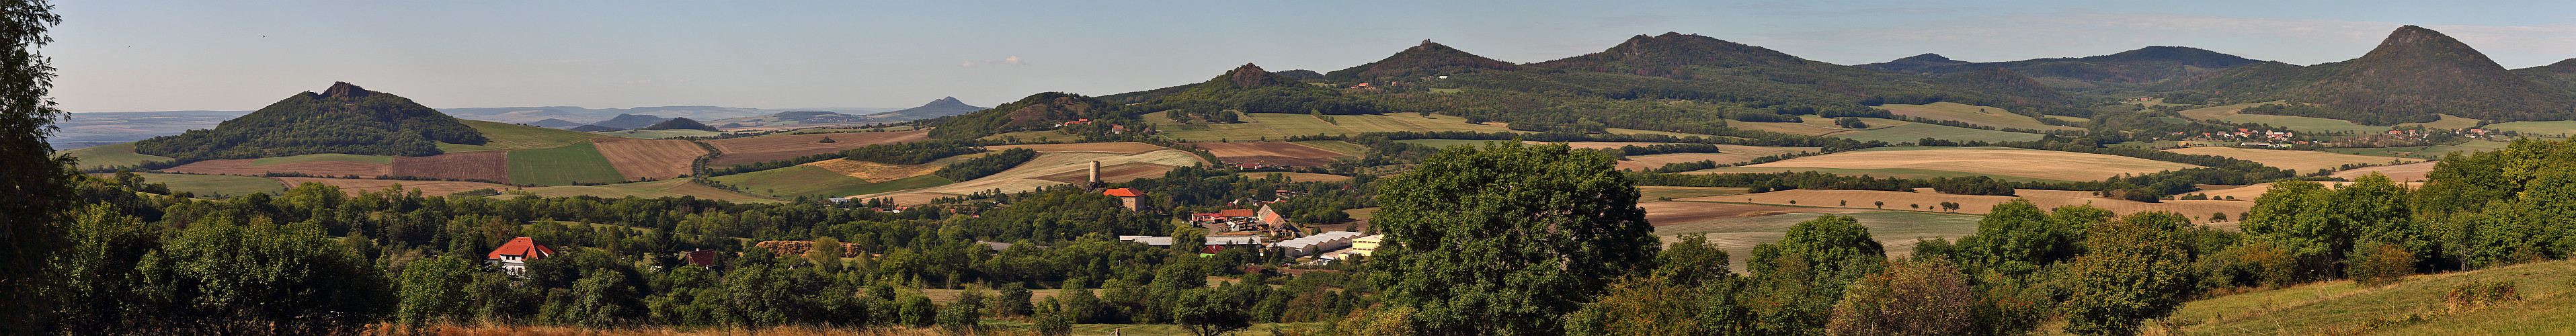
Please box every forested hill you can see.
[925,92,1119,140]
[2512,58,2576,93]
[1324,40,1521,81]
[131,82,485,161]
[1931,67,2069,104]
[1856,46,2261,83]
[2163,26,2576,122]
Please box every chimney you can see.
[1089,161,1100,183]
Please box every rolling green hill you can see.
[60,142,173,171]
[130,82,486,161]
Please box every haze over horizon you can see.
[48,0,2576,113]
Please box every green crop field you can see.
[598,129,729,139]
[711,165,955,198]
[2484,120,2576,136]
[2166,259,2576,334]
[118,173,282,198]
[504,142,627,186]
[60,142,173,171]
[1654,208,1984,271]
[1829,122,2046,143]
[2174,101,2284,120]
[1149,112,1515,141]
[441,120,612,153]
[248,153,395,165]
[1874,102,2083,131]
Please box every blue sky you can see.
[44,0,2575,113]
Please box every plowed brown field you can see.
[1184,142,1345,167]
[165,159,389,177]
[592,138,706,180]
[387,151,510,181]
[274,177,514,196]
[705,130,928,165]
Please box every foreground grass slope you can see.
[2167,259,2576,335]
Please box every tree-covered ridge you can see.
[924,92,1118,140]
[1137,63,1385,116]
[1322,40,1521,82]
[2165,26,2576,122]
[639,117,717,130]
[1857,46,2261,84]
[131,82,485,161]
[2510,58,2576,93]
[1930,67,2069,104]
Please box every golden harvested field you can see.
[989,142,1170,154]
[274,177,514,196]
[2161,146,2423,172]
[850,150,1206,204]
[705,130,928,165]
[1645,202,1987,271]
[801,159,942,182]
[1874,102,2083,131]
[1725,146,2202,181]
[1680,188,2254,221]
[590,138,706,180]
[1637,186,1750,200]
[165,159,388,177]
[388,151,510,181]
[1613,145,1818,171]
[2332,161,2438,181]
[2197,179,2429,201]
[1184,142,1345,167]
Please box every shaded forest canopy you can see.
[131,82,485,161]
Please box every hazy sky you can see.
[45,0,2576,113]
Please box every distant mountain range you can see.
[50,97,979,149]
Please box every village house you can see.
[1102,188,1145,210]
[487,237,557,275]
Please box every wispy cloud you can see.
[959,56,1029,67]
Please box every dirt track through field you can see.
[165,159,389,177]
[274,177,514,196]
[592,138,706,180]
[705,130,928,165]
[388,151,510,181]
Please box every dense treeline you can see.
[933,148,1037,181]
[37,164,1391,334]
[1631,171,2021,196]
[704,152,842,177]
[838,140,986,165]
[131,83,485,162]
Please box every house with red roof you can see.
[487,237,557,274]
[1103,188,1145,210]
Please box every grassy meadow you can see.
[504,142,628,185]
[1873,102,2083,131]
[59,142,173,171]
[118,173,284,198]
[2483,120,2576,136]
